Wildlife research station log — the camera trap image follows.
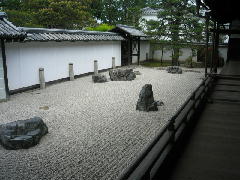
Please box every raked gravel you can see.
[0,66,204,180]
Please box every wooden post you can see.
[1,39,9,99]
[146,53,149,61]
[94,60,98,75]
[39,68,45,89]
[69,63,74,81]
[137,37,140,65]
[205,13,210,77]
[214,24,220,73]
[112,57,116,69]
[211,21,216,73]
[127,37,131,65]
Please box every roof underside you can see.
[203,0,240,23]
[0,12,25,39]
[22,28,125,42]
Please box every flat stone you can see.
[92,74,107,83]
[134,71,141,75]
[0,117,48,150]
[109,69,136,81]
[39,106,49,110]
[166,66,183,74]
[136,84,158,112]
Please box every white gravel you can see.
[0,66,204,180]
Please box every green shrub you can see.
[86,24,115,32]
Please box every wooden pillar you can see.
[127,37,131,65]
[205,14,210,77]
[0,39,9,100]
[69,63,74,81]
[211,21,217,73]
[129,38,133,65]
[137,37,140,65]
[214,24,220,73]
[39,68,45,89]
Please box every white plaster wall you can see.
[153,48,197,62]
[6,41,121,90]
[140,15,159,30]
[132,41,150,63]
[141,15,159,22]
[219,47,228,62]
[0,46,7,100]
[153,48,173,61]
[178,48,197,62]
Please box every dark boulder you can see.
[136,84,158,112]
[0,117,48,150]
[109,69,136,81]
[166,66,182,74]
[92,74,107,83]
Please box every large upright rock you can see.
[0,117,48,150]
[136,84,158,112]
[109,69,136,81]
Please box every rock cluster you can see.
[0,117,48,150]
[166,66,183,74]
[136,84,159,112]
[109,69,136,81]
[92,74,107,83]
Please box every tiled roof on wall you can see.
[114,24,147,37]
[22,27,125,42]
[0,12,26,39]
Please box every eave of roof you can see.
[0,12,26,39]
[113,24,147,37]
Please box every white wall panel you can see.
[6,41,121,90]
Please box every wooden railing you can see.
[117,76,213,180]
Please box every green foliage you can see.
[86,24,115,32]
[90,0,150,26]
[1,0,96,29]
[146,0,205,65]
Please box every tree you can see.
[146,0,205,65]
[90,0,148,26]
[0,0,96,29]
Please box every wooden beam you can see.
[1,39,9,97]
[137,37,140,65]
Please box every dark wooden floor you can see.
[154,61,240,180]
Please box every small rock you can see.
[166,66,182,74]
[136,84,158,112]
[0,117,48,150]
[155,101,164,106]
[92,74,107,83]
[39,106,49,110]
[134,71,141,75]
[109,69,136,81]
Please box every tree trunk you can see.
[172,47,179,66]
[161,46,164,65]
